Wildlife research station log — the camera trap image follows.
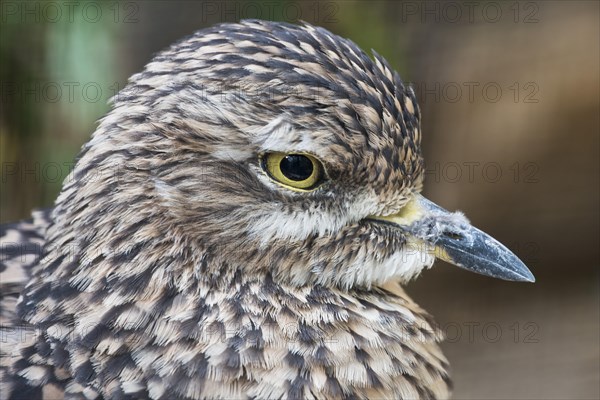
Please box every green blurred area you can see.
[1,1,598,399]
[1,0,116,216]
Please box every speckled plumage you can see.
[1,20,463,399]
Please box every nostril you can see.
[443,231,463,240]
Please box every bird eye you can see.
[261,152,324,191]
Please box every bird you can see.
[0,20,535,400]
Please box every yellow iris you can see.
[262,152,323,191]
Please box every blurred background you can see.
[1,1,598,398]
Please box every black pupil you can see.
[280,155,314,181]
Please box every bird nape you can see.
[0,20,534,400]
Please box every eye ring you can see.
[260,152,324,191]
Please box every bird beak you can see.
[368,194,535,282]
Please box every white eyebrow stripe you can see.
[248,115,327,156]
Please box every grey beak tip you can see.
[520,269,536,283]
[510,258,536,283]
[499,262,536,283]
[510,272,535,283]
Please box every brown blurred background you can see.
[1,1,598,398]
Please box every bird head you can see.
[57,20,534,293]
